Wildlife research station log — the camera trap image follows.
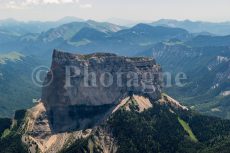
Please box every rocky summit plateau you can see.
[41,50,162,132]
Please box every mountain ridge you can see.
[151,19,230,35]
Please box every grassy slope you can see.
[178,117,198,142]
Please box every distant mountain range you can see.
[0,18,229,119]
[3,17,230,36]
[151,19,230,35]
[0,16,83,36]
[0,20,190,56]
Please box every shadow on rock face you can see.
[48,104,114,133]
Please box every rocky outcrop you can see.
[41,50,162,132]
[22,102,93,153]
[112,95,153,113]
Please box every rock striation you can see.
[41,49,162,132]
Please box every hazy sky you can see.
[0,0,230,22]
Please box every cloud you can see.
[42,0,79,4]
[25,0,79,5]
[3,1,25,9]
[1,0,80,9]
[80,3,92,9]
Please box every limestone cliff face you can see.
[41,50,162,132]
